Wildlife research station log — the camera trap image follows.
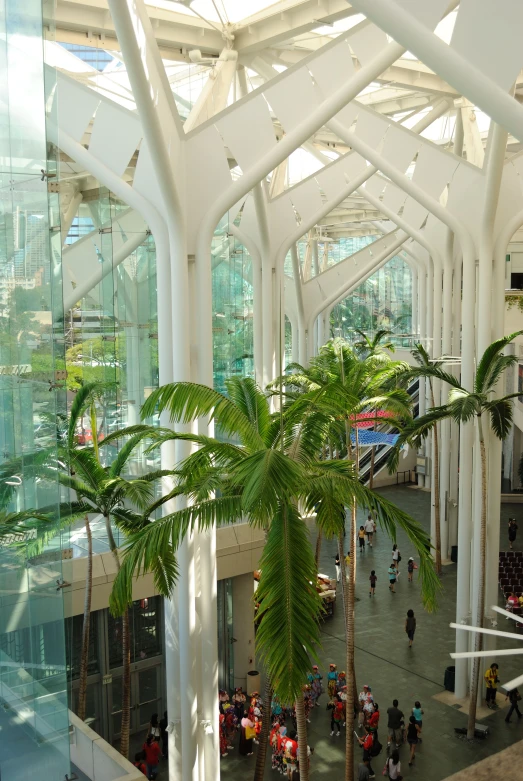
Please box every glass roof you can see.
[147,0,285,25]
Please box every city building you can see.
[1,2,523,781]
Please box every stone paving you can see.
[131,486,523,780]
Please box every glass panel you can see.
[65,613,99,679]
[138,667,158,706]
[331,254,413,347]
[0,1,71,778]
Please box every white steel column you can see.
[106,2,197,778]
[61,190,83,247]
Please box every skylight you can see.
[148,0,285,25]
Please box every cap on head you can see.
[363,684,369,689]
[409,557,414,561]
[312,665,318,669]
[330,663,336,668]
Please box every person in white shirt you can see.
[364,516,375,547]
[386,749,402,780]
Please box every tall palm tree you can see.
[109,376,438,781]
[388,332,523,738]
[410,343,443,575]
[0,383,165,758]
[352,329,396,489]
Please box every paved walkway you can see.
[133,486,523,780]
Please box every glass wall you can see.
[212,213,254,393]
[330,255,413,345]
[0,1,71,779]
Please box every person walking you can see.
[484,663,500,709]
[369,569,377,597]
[327,663,338,702]
[407,557,416,583]
[505,688,522,722]
[386,700,404,749]
[405,610,416,648]
[239,713,255,756]
[508,518,518,550]
[407,716,421,765]
[308,665,323,707]
[385,750,402,780]
[368,701,380,740]
[335,552,341,582]
[388,563,397,593]
[365,515,375,547]
[142,735,161,780]
[330,701,343,737]
[392,544,401,574]
[357,725,376,778]
[146,713,161,741]
[358,758,371,781]
[412,701,423,738]
[359,525,366,552]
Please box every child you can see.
[369,569,377,597]
[330,701,344,737]
[407,557,415,583]
[412,701,423,740]
[358,525,366,552]
[388,563,397,593]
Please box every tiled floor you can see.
[131,486,523,780]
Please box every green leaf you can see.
[255,502,322,701]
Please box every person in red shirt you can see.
[368,702,380,738]
[142,735,161,780]
[133,751,147,776]
[358,725,375,777]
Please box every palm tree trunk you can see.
[295,695,309,781]
[315,529,322,569]
[253,677,273,781]
[467,417,488,739]
[105,515,131,758]
[430,382,442,575]
[344,430,358,781]
[77,516,92,721]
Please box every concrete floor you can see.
[132,486,523,780]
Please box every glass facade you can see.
[330,255,413,345]
[0,1,71,779]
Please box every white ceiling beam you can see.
[233,0,359,53]
[48,0,224,55]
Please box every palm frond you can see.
[141,381,264,452]
[232,450,305,526]
[108,429,160,478]
[485,398,515,440]
[109,495,244,614]
[475,331,523,394]
[225,377,272,442]
[255,502,322,701]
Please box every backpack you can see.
[370,738,383,757]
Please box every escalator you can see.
[359,380,419,485]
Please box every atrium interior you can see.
[2,1,523,780]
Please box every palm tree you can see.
[0,383,165,758]
[352,329,396,489]
[388,332,523,738]
[410,343,443,575]
[109,376,438,781]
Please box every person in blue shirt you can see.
[388,563,397,593]
[307,665,323,707]
[327,663,338,702]
[412,701,424,740]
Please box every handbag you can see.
[370,738,383,757]
[397,553,402,562]
[245,724,256,740]
[382,759,389,776]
